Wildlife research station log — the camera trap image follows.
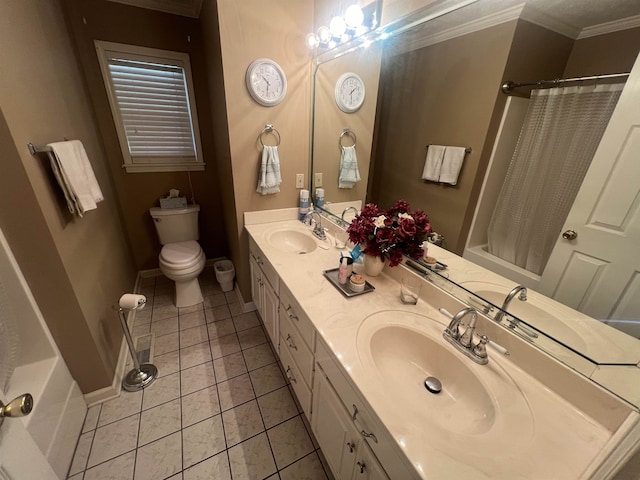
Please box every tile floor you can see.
[67,268,331,480]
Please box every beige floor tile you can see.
[257,386,298,429]
[179,324,209,348]
[237,326,268,350]
[154,292,174,307]
[224,291,238,303]
[222,400,265,447]
[249,363,286,396]
[207,318,236,339]
[180,342,213,369]
[229,302,245,316]
[217,374,256,411]
[154,332,180,356]
[227,433,276,480]
[183,451,231,480]
[82,404,101,433]
[232,312,260,332]
[98,390,142,427]
[242,343,276,371]
[181,361,216,395]
[267,416,315,469]
[135,431,182,480]
[182,415,227,469]
[182,385,220,427]
[154,349,180,377]
[204,293,227,309]
[150,316,179,337]
[139,398,181,446]
[153,303,179,321]
[68,431,94,476]
[142,371,180,410]
[179,310,206,330]
[87,414,139,468]
[209,333,241,359]
[279,452,329,480]
[206,304,232,322]
[179,303,204,316]
[213,351,247,382]
[84,451,135,480]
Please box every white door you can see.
[0,391,57,479]
[538,52,640,332]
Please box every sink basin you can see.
[266,229,317,254]
[357,310,533,456]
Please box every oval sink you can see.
[266,229,317,254]
[356,310,533,456]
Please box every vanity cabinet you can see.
[249,240,279,348]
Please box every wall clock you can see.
[335,72,365,113]
[245,58,287,107]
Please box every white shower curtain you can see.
[488,83,623,275]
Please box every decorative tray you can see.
[322,268,375,298]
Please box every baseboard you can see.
[236,283,256,313]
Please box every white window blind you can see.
[95,41,204,173]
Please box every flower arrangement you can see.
[346,200,432,267]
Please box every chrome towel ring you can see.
[259,124,281,147]
[339,128,356,149]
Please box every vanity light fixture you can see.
[306,2,379,51]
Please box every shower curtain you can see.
[487,83,623,275]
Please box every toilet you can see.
[150,205,206,307]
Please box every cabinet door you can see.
[262,279,279,348]
[352,440,389,480]
[249,256,263,317]
[312,366,360,479]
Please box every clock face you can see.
[246,58,287,106]
[335,73,365,113]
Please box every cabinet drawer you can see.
[279,339,311,417]
[280,311,314,387]
[249,238,279,292]
[279,284,315,350]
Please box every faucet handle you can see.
[472,335,489,359]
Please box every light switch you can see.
[296,174,304,188]
[314,173,323,187]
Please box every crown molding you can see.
[519,4,580,39]
[105,0,202,18]
[578,13,640,39]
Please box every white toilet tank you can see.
[150,204,200,245]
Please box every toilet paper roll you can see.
[119,294,147,310]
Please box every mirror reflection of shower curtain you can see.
[0,275,19,392]
[487,83,624,275]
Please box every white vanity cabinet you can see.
[279,283,316,417]
[249,239,279,348]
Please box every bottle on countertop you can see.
[338,257,349,285]
[299,189,309,222]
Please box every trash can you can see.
[214,260,235,292]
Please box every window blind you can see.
[107,57,197,159]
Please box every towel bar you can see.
[27,143,53,155]
[258,124,281,147]
[339,129,357,149]
[426,144,471,154]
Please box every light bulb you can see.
[317,26,332,44]
[329,16,347,37]
[305,33,319,48]
[345,5,364,28]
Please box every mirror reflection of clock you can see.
[246,58,287,107]
[335,72,365,113]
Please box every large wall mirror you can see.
[310,0,640,406]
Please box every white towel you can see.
[338,145,361,189]
[439,146,466,185]
[256,145,282,195]
[421,145,445,181]
[47,140,104,217]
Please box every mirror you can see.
[310,0,640,405]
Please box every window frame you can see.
[95,40,205,173]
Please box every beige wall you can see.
[61,0,228,271]
[202,0,313,301]
[313,44,382,205]
[0,0,136,392]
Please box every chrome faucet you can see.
[304,211,327,241]
[495,285,527,323]
[443,307,490,365]
[341,206,359,225]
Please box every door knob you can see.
[0,393,33,427]
[562,229,578,240]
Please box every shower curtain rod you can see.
[501,72,630,94]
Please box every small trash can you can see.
[214,260,235,292]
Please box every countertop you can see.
[244,213,633,479]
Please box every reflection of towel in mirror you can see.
[338,145,360,188]
[256,145,282,195]
[47,140,104,217]
[421,145,445,181]
[439,146,466,185]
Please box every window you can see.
[95,41,204,173]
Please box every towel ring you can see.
[339,129,356,149]
[259,124,281,147]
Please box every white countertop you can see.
[244,213,633,479]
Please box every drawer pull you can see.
[347,441,355,453]
[286,305,299,321]
[360,429,378,444]
[285,366,297,384]
[357,461,366,474]
[351,404,359,421]
[285,334,298,350]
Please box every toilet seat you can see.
[160,241,203,270]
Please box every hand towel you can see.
[256,145,282,195]
[439,146,466,185]
[47,140,104,216]
[48,152,79,216]
[421,145,445,181]
[338,145,361,189]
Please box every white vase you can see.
[364,254,385,276]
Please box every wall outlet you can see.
[314,172,323,187]
[295,174,304,188]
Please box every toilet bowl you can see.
[159,240,206,307]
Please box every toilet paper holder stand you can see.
[115,294,158,392]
